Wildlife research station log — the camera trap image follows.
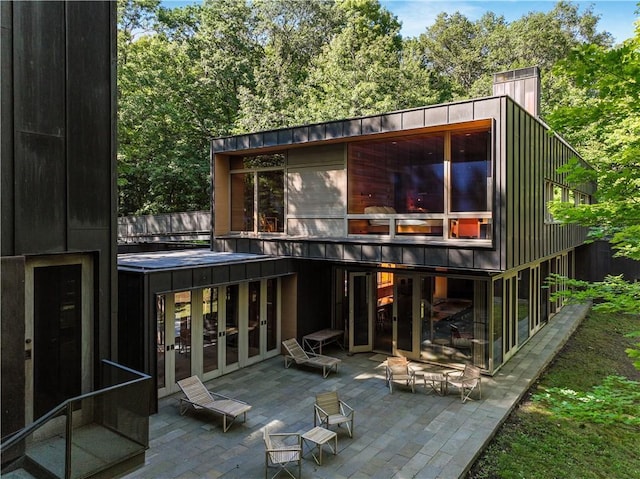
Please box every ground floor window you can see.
[156,278,281,398]
[335,250,575,373]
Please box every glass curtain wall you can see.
[517,268,531,344]
[225,285,239,366]
[248,281,260,358]
[156,295,166,389]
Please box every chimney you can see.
[493,66,540,117]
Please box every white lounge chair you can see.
[282,338,340,378]
[177,376,251,432]
[385,357,416,393]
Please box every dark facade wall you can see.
[1,257,26,442]
[1,2,14,253]
[1,0,116,417]
[118,272,146,373]
[576,241,640,282]
[504,99,593,270]
[292,260,334,338]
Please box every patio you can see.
[122,303,589,479]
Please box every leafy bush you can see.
[533,375,640,426]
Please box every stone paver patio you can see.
[122,303,590,479]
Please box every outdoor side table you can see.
[422,371,446,395]
[302,426,338,465]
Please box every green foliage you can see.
[469,310,640,479]
[117,0,623,215]
[546,273,640,314]
[533,376,640,426]
[544,23,640,370]
[547,28,640,260]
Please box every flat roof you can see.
[117,249,272,272]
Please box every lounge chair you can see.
[263,427,302,479]
[445,364,482,402]
[385,356,416,393]
[282,338,340,378]
[177,375,251,432]
[314,391,354,438]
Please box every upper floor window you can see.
[545,181,590,223]
[230,154,285,233]
[450,130,491,212]
[347,126,492,239]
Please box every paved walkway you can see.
[122,303,590,479]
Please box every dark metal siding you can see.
[1,1,117,412]
[1,1,15,255]
[504,98,590,269]
[294,260,333,337]
[13,1,67,252]
[1,257,26,444]
[7,1,116,257]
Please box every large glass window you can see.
[517,269,530,344]
[347,125,492,239]
[492,279,504,369]
[174,291,192,382]
[266,279,278,352]
[348,135,444,214]
[230,154,284,233]
[450,130,491,212]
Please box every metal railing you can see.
[1,360,151,479]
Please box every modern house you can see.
[1,2,149,476]
[118,67,596,409]
[210,66,595,371]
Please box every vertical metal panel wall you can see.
[503,98,592,270]
[1,0,117,424]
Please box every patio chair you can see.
[385,357,416,393]
[282,338,341,378]
[445,364,482,403]
[263,427,302,479]
[177,376,251,432]
[314,391,354,438]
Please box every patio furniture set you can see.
[386,356,482,402]
[175,337,481,478]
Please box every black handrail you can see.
[0,360,151,453]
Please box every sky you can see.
[160,0,639,44]
[379,0,638,43]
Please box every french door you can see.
[348,273,373,353]
[157,279,280,398]
[392,275,420,358]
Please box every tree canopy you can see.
[117,0,618,215]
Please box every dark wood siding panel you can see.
[14,134,67,253]
[1,1,15,256]
[13,1,65,137]
[13,1,67,254]
[1,256,26,440]
[67,1,112,229]
[505,100,515,270]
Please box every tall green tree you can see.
[546,19,640,367]
[235,0,340,132]
[415,1,612,109]
[295,0,405,122]
[117,0,256,214]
